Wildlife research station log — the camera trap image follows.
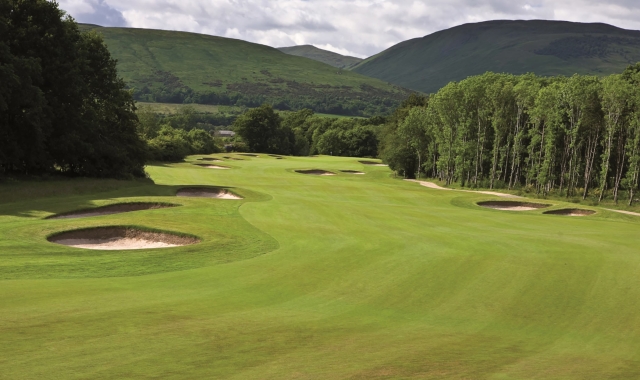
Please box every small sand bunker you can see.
[341,170,365,175]
[478,201,550,211]
[544,208,595,216]
[238,153,259,157]
[48,203,176,220]
[49,227,199,250]
[198,157,223,162]
[176,187,242,199]
[295,169,336,176]
[359,160,387,166]
[195,163,230,169]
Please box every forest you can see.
[381,66,640,205]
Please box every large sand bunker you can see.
[195,164,230,169]
[49,227,199,250]
[478,201,550,211]
[359,160,387,166]
[295,169,336,176]
[544,208,595,216]
[176,187,242,199]
[341,170,365,174]
[48,203,177,220]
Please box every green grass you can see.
[2,154,640,378]
[278,45,363,69]
[79,25,408,114]
[136,102,242,115]
[352,20,640,93]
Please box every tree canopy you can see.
[0,0,146,178]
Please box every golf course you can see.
[2,154,640,379]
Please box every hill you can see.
[80,25,409,116]
[351,20,640,93]
[278,45,363,68]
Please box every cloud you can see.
[58,0,640,57]
[59,0,127,27]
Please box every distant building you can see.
[215,130,235,137]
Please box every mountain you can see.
[80,25,409,116]
[278,45,363,69]
[351,20,640,93]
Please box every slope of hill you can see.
[80,25,409,116]
[351,20,640,93]
[278,45,363,68]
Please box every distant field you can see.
[137,101,359,119]
[136,102,239,115]
[2,155,640,378]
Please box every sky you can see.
[58,0,640,58]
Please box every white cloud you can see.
[58,0,640,57]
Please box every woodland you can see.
[382,67,640,205]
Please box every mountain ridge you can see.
[351,19,640,93]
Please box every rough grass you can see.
[2,155,640,378]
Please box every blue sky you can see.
[58,0,640,58]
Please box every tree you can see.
[0,0,146,178]
[233,104,284,153]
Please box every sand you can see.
[49,227,199,250]
[478,201,550,211]
[49,203,175,220]
[176,187,242,199]
[544,209,595,216]
[195,164,230,169]
[295,169,336,176]
[605,209,640,217]
[359,160,387,166]
[405,180,521,198]
[341,170,365,175]
[198,158,223,162]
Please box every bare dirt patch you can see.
[176,187,242,199]
[341,170,365,175]
[194,164,230,170]
[48,203,177,220]
[544,208,595,216]
[359,160,388,166]
[478,201,550,211]
[49,227,199,250]
[295,169,336,176]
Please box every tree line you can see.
[381,67,640,205]
[232,105,383,157]
[0,0,146,178]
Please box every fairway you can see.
[2,155,640,379]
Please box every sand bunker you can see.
[195,164,230,169]
[223,156,244,161]
[49,227,199,250]
[48,203,176,220]
[176,187,242,199]
[341,170,365,175]
[544,208,595,216]
[198,157,223,162]
[269,154,283,158]
[359,160,387,166]
[238,153,259,157]
[295,169,336,176]
[478,201,550,211]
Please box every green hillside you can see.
[79,25,409,116]
[278,45,363,68]
[2,155,640,377]
[352,20,640,93]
